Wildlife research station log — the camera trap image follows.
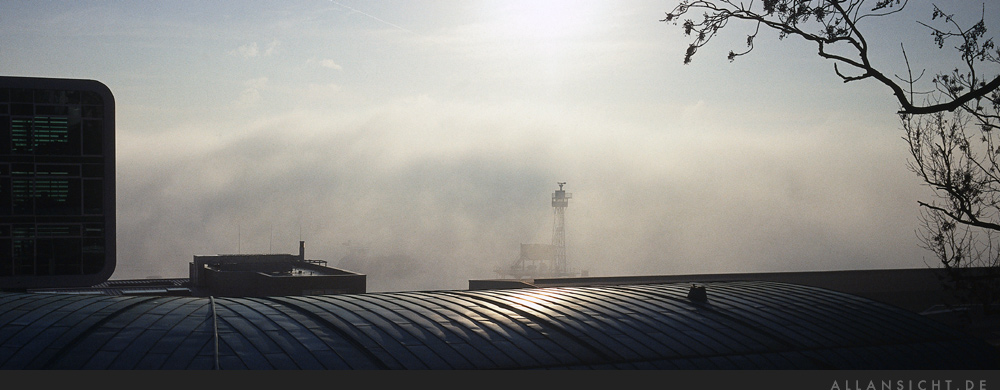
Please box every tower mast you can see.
[551,182,571,275]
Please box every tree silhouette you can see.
[664,0,1000,311]
[662,1,998,116]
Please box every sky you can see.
[2,1,996,292]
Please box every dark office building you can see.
[188,241,366,297]
[0,76,115,290]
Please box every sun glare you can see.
[494,0,600,41]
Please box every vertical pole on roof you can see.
[210,296,220,370]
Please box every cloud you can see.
[320,59,342,70]
[232,77,268,107]
[230,42,259,58]
[229,40,279,59]
[263,40,279,56]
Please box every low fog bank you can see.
[113,96,930,292]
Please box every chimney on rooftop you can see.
[687,284,708,303]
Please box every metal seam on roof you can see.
[614,285,752,356]
[449,289,613,366]
[567,287,715,356]
[253,298,346,364]
[315,295,430,369]
[148,300,211,369]
[269,296,384,369]
[39,296,159,369]
[569,288,694,356]
[435,290,570,367]
[352,294,480,368]
[708,283,974,368]
[717,283,952,349]
[669,284,828,351]
[431,291,559,364]
[278,295,398,369]
[481,288,629,361]
[223,298,305,368]
[392,292,537,367]
[242,298,326,369]
[596,286,864,364]
[347,293,460,368]
[683,284,872,359]
[209,296,220,370]
[674,284,828,350]
[392,292,536,368]
[714,283,870,346]
[167,302,215,369]
[523,288,662,361]
[213,298,280,369]
[0,281,997,369]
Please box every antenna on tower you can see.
[551,182,571,274]
[495,182,578,280]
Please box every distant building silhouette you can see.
[29,240,364,297]
[496,183,585,279]
[189,241,365,297]
[0,76,116,290]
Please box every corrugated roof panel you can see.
[220,300,280,331]
[365,296,469,348]
[713,284,869,346]
[488,339,545,367]
[2,328,56,367]
[186,356,215,370]
[273,296,399,369]
[133,352,170,370]
[263,352,301,370]
[0,281,996,369]
[608,287,768,355]
[434,292,570,364]
[102,326,144,352]
[446,341,500,368]
[581,294,696,354]
[109,328,168,369]
[217,315,280,355]
[160,330,213,369]
[82,350,119,369]
[305,296,423,368]
[451,291,613,363]
[538,294,654,358]
[672,288,824,350]
[227,300,321,369]
[308,350,350,369]
[57,327,116,367]
[216,354,247,370]
[219,330,270,369]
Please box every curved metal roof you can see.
[0,281,996,369]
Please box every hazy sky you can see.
[3,1,996,291]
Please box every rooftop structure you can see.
[471,268,1000,348]
[27,241,365,297]
[1,280,995,369]
[188,241,365,297]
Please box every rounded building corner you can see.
[0,75,116,290]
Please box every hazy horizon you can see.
[3,1,994,292]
